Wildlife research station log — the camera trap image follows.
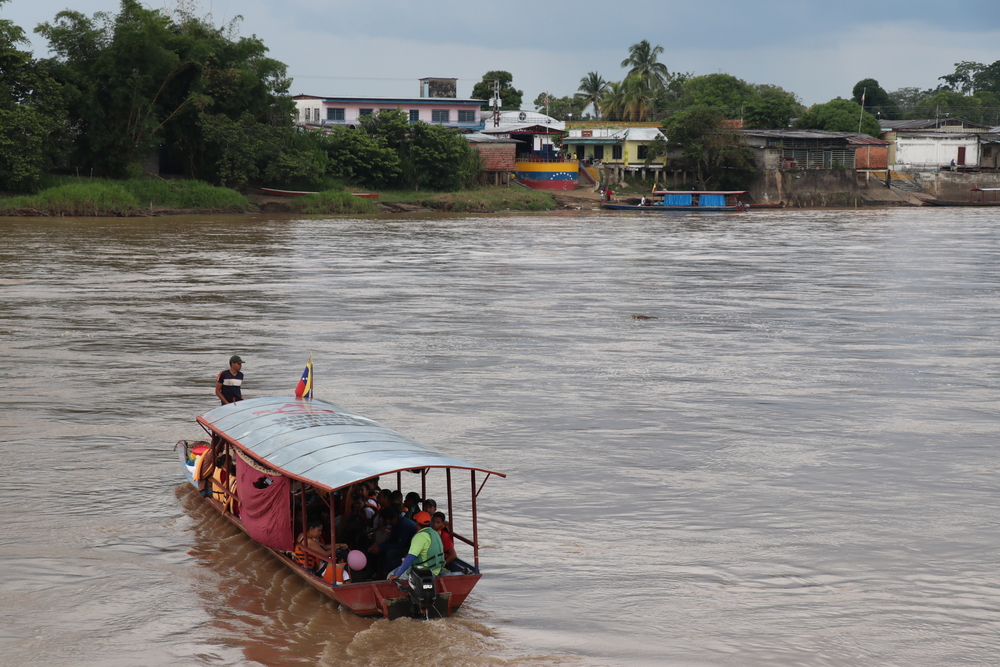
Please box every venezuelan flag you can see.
[294,355,313,399]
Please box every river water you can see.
[1,208,999,667]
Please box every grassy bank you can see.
[377,187,556,212]
[298,190,381,214]
[1,178,555,217]
[0,177,251,216]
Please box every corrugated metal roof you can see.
[846,136,890,145]
[464,133,521,143]
[481,123,566,134]
[623,127,666,141]
[198,397,504,490]
[880,118,989,130]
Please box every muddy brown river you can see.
[1,208,999,666]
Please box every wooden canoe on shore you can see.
[260,188,379,199]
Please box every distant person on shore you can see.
[215,355,245,405]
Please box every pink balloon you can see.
[347,549,367,571]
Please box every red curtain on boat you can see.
[235,453,293,551]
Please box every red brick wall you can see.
[472,143,516,171]
[854,145,888,169]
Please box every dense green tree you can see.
[851,78,900,119]
[358,108,411,150]
[35,0,293,181]
[677,74,757,117]
[0,2,68,191]
[470,71,523,111]
[795,99,881,136]
[532,92,587,120]
[743,97,798,129]
[643,135,668,168]
[937,60,1000,97]
[888,87,925,115]
[909,90,987,123]
[621,40,670,89]
[400,123,474,191]
[664,106,756,190]
[314,126,401,190]
[576,72,607,117]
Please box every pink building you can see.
[293,79,484,130]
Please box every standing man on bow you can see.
[215,355,245,405]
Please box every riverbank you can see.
[0,177,557,217]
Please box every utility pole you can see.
[492,79,501,128]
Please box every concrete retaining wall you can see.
[748,169,862,207]
[906,171,1000,199]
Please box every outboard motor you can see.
[407,568,437,618]
[386,568,451,620]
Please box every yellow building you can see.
[563,126,666,166]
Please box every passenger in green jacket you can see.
[387,511,446,580]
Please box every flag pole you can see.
[858,87,867,133]
[308,351,314,400]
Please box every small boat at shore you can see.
[602,190,750,212]
[176,396,503,619]
[925,187,1000,206]
[260,187,379,199]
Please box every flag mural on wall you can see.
[294,354,313,399]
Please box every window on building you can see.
[380,108,394,114]
[432,110,450,123]
[409,109,420,122]
[612,145,623,160]
[304,107,310,122]
[637,145,648,160]
[359,108,373,116]
[314,109,320,122]
[593,145,604,159]
[458,110,475,123]
[327,108,345,121]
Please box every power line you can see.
[291,75,481,82]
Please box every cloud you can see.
[7,0,1000,109]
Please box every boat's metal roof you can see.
[197,396,504,490]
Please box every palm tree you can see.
[601,80,626,121]
[621,40,670,90]
[621,75,656,122]
[576,71,607,118]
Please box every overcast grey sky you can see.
[6,0,1000,107]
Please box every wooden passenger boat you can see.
[602,190,750,212]
[176,396,504,619]
[925,187,1000,206]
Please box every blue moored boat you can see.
[602,190,750,212]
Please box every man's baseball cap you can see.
[413,511,431,526]
[230,355,244,364]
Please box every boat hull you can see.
[924,200,1000,206]
[602,203,742,212]
[514,161,578,191]
[260,188,379,199]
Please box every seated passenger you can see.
[387,511,446,581]
[368,506,417,575]
[421,498,437,515]
[402,492,422,520]
[294,517,341,577]
[388,489,404,510]
[431,511,457,567]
